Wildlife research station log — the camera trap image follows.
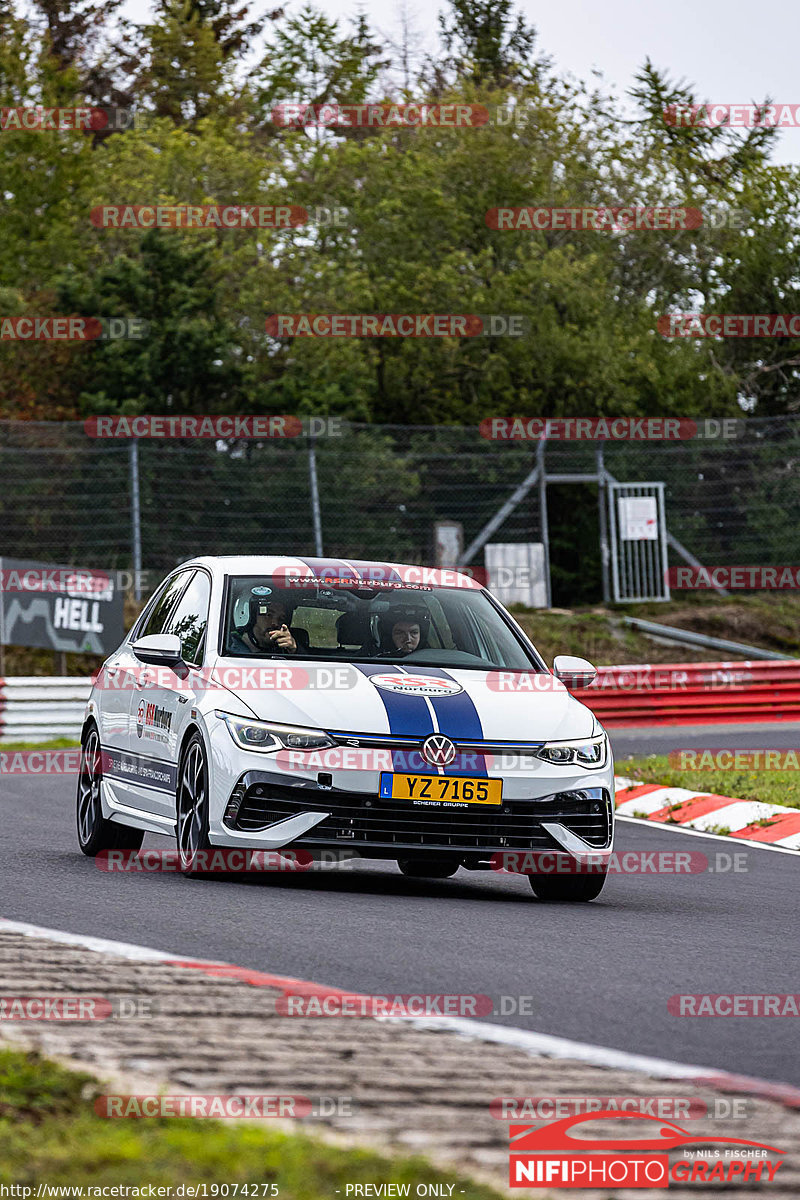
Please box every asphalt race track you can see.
[611,720,800,759]
[3,725,798,1088]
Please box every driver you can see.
[231,590,308,655]
[377,605,430,657]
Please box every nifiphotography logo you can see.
[508,1110,784,1188]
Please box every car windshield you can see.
[221,575,543,671]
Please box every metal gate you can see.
[608,481,670,602]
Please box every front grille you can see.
[232,782,612,852]
[328,732,546,754]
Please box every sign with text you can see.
[618,495,659,541]
[0,557,124,654]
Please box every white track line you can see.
[615,815,800,855]
[3,915,800,1107]
[0,917,177,960]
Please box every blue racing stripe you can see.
[399,665,487,776]
[354,662,435,739]
[403,666,484,738]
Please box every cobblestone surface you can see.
[0,930,797,1198]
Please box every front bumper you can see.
[210,770,614,860]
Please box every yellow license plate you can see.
[379,772,502,805]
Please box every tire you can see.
[176,732,213,877]
[528,868,608,902]
[77,725,144,857]
[397,858,459,879]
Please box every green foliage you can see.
[0,1049,505,1198]
[0,0,799,426]
[436,0,544,87]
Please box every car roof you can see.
[175,555,482,589]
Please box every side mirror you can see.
[553,654,597,689]
[131,633,183,667]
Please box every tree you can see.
[252,5,386,126]
[134,0,232,125]
[435,0,545,88]
[56,230,247,414]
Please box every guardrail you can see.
[2,660,799,742]
[581,660,800,726]
[618,616,789,661]
[0,677,92,742]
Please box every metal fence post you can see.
[536,439,552,608]
[308,436,323,557]
[597,445,611,604]
[129,439,142,602]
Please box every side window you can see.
[163,571,211,665]
[291,606,341,648]
[138,571,193,639]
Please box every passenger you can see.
[377,606,430,657]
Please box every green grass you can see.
[0,1048,507,1196]
[1,738,80,750]
[618,754,800,811]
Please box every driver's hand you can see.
[269,624,297,653]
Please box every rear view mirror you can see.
[553,654,597,689]
[131,633,183,667]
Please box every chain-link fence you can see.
[1,418,799,605]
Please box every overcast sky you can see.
[123,0,800,164]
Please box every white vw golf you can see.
[77,556,614,900]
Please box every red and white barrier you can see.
[2,659,799,742]
[614,776,800,849]
[0,677,92,742]
[581,660,800,726]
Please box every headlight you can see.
[536,734,607,769]
[215,712,336,753]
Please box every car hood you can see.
[211,660,596,742]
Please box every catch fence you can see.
[1,418,798,605]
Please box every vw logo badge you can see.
[422,734,457,767]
